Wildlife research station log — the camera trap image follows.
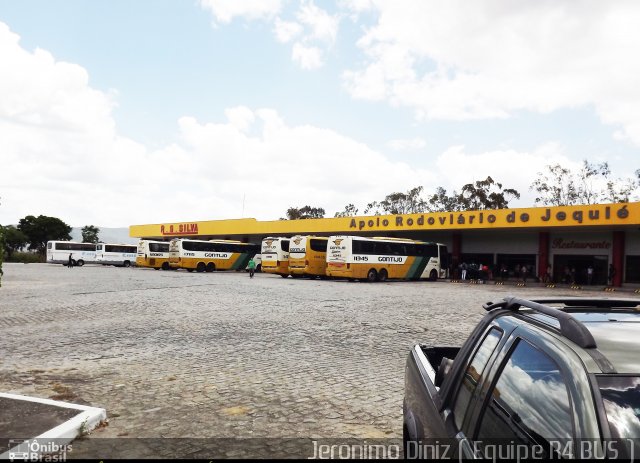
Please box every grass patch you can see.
[49,382,76,401]
[6,252,44,263]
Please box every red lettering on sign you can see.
[551,238,611,249]
[161,223,200,236]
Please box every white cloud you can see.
[224,106,255,132]
[387,137,426,151]
[0,23,115,136]
[3,18,633,232]
[292,43,324,70]
[296,1,340,44]
[339,0,376,16]
[433,143,580,206]
[0,22,438,227]
[198,0,282,24]
[342,1,640,145]
[273,17,303,43]
[200,0,340,70]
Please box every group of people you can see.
[457,262,492,282]
[456,262,531,283]
[556,264,616,286]
[455,261,617,285]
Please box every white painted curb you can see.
[0,392,107,460]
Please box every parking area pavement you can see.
[0,263,627,457]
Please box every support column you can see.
[612,231,625,287]
[538,231,549,281]
[452,233,461,280]
[452,233,461,265]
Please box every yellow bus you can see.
[325,235,449,282]
[137,240,171,270]
[288,235,329,278]
[168,239,259,272]
[261,237,290,277]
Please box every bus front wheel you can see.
[76,260,85,267]
[378,269,388,282]
[162,262,170,271]
[123,261,131,268]
[429,269,438,281]
[367,269,377,282]
[196,262,206,273]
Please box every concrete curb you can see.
[0,392,106,460]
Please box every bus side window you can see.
[359,241,374,255]
[427,244,438,258]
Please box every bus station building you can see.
[129,202,640,287]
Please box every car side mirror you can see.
[434,357,454,388]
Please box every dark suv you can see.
[403,296,640,459]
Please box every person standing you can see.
[67,253,73,268]
[587,265,594,285]
[460,262,467,281]
[608,264,616,286]
[247,257,256,278]
[500,264,508,282]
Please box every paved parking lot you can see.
[0,263,625,457]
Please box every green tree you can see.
[380,186,428,214]
[334,203,359,218]
[17,215,72,255]
[427,186,466,212]
[81,225,100,244]
[363,201,382,215]
[3,225,28,259]
[284,206,326,220]
[531,160,638,206]
[364,186,428,215]
[458,176,520,210]
[426,177,520,212]
[530,163,577,206]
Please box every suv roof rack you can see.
[482,296,602,348]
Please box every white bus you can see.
[46,241,97,266]
[95,243,138,267]
[261,237,290,277]
[136,240,171,270]
[325,236,449,282]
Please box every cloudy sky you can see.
[1,0,639,228]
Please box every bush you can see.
[6,252,44,264]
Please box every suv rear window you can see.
[453,327,502,429]
[476,339,573,454]
[597,376,640,439]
